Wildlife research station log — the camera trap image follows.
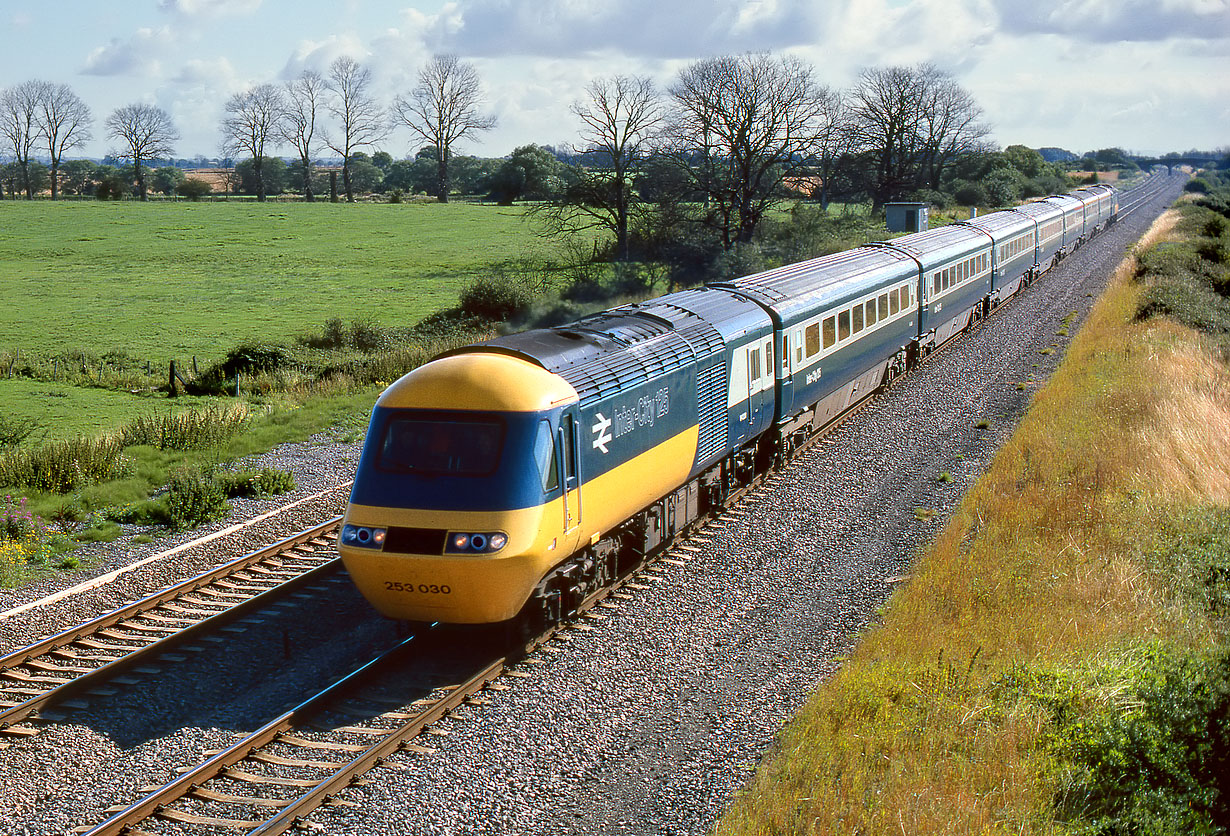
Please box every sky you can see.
[2,0,1227,163]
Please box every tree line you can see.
[3,52,1143,252]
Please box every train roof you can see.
[712,246,916,325]
[957,209,1035,239]
[1042,193,1083,213]
[1011,200,1064,222]
[440,287,766,405]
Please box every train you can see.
[338,184,1118,625]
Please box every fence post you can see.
[169,360,178,397]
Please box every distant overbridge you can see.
[1130,154,1223,174]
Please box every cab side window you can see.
[535,420,558,492]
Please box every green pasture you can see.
[0,200,545,361]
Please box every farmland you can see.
[0,200,552,438]
[0,200,545,360]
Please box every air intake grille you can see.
[695,360,727,464]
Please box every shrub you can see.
[0,436,128,493]
[176,178,213,200]
[459,273,536,321]
[218,467,296,499]
[117,404,249,451]
[162,468,230,530]
[1029,644,1230,834]
[1185,178,1212,194]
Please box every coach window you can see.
[749,348,760,382]
[764,343,772,376]
[865,300,877,326]
[821,317,835,350]
[933,273,941,295]
[838,310,851,340]
[878,294,889,320]
[806,322,821,356]
[852,304,864,333]
[889,289,900,315]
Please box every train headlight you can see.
[445,531,508,554]
[342,524,387,550]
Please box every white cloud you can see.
[991,0,1230,42]
[82,27,171,76]
[422,0,831,58]
[158,0,263,18]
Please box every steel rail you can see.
[0,517,343,730]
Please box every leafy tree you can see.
[487,144,568,204]
[383,158,420,192]
[324,57,387,202]
[394,54,496,202]
[152,166,186,195]
[176,177,212,200]
[235,156,287,196]
[60,159,98,195]
[222,83,284,201]
[371,150,393,172]
[344,154,383,194]
[1003,144,1045,178]
[105,103,178,200]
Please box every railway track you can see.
[73,541,693,836]
[0,520,344,740]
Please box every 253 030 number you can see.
[384,581,451,594]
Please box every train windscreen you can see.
[377,417,504,476]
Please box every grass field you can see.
[0,200,553,441]
[0,200,546,361]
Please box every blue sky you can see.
[3,0,1227,162]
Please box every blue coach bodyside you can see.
[958,210,1038,304]
[1043,193,1086,250]
[1010,201,1067,274]
[714,247,918,424]
[875,225,992,348]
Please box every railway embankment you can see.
[717,190,1230,832]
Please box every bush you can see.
[1185,178,1212,194]
[1031,643,1230,834]
[162,468,230,530]
[0,436,128,493]
[176,178,213,200]
[953,181,988,206]
[218,467,296,499]
[459,273,536,321]
[116,404,250,451]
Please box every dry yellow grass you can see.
[716,208,1227,835]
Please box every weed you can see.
[914,507,937,520]
[0,437,129,493]
[937,471,954,484]
[975,418,991,429]
[161,468,230,530]
[0,415,40,447]
[1040,348,1055,355]
[1016,382,1027,391]
[218,467,296,499]
[116,404,249,451]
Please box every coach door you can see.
[557,409,583,547]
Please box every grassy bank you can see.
[717,199,1229,832]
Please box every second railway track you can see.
[0,520,344,740]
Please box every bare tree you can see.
[667,53,831,249]
[0,81,45,199]
[536,75,662,260]
[847,63,988,207]
[280,69,325,201]
[105,103,178,200]
[323,57,387,202]
[394,54,496,203]
[222,83,284,202]
[35,82,92,200]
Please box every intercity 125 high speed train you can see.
[338,184,1118,625]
